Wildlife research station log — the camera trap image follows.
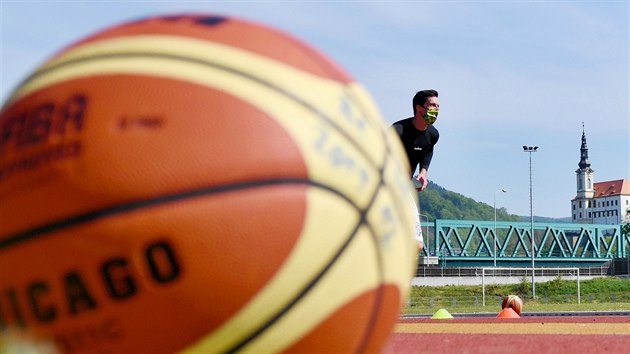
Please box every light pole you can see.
[494,189,507,267]
[419,214,430,255]
[523,145,538,299]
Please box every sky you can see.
[1,0,628,218]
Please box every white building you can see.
[571,127,630,224]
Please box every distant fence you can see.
[415,266,609,277]
[405,291,630,312]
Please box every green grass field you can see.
[405,276,630,314]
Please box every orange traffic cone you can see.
[496,307,520,318]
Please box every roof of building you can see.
[593,179,630,197]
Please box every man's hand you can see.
[415,170,428,191]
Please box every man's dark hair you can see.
[412,89,439,115]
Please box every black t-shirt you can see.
[391,117,439,178]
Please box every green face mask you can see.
[424,107,439,125]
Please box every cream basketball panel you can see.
[342,84,391,132]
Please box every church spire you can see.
[578,122,591,170]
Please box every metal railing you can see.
[415,266,609,277]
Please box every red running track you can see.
[383,316,630,354]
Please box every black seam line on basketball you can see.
[18,51,382,175]
[0,178,355,250]
[226,174,380,353]
[224,219,364,354]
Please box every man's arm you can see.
[415,148,433,191]
[415,128,439,191]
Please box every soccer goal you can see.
[481,267,581,306]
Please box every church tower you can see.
[571,124,594,223]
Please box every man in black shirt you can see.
[391,89,440,253]
[392,89,440,190]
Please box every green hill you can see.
[415,181,573,223]
[417,181,521,222]
[519,215,572,223]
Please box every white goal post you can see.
[481,267,580,306]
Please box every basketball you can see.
[0,14,417,353]
[501,295,524,315]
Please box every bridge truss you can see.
[421,220,627,266]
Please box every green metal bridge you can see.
[420,220,628,267]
